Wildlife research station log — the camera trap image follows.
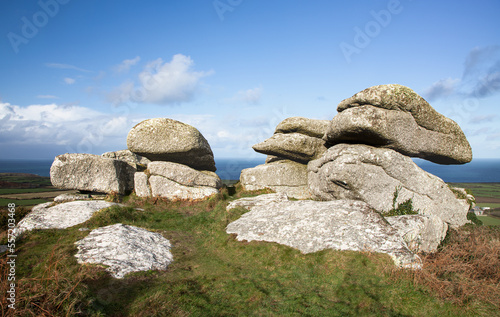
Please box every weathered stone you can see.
[386,214,448,253]
[326,84,472,164]
[274,117,330,138]
[226,193,289,211]
[74,223,173,279]
[253,133,327,163]
[149,175,219,200]
[13,201,117,239]
[127,118,216,171]
[134,172,151,198]
[240,160,311,199]
[227,199,421,269]
[308,144,470,227]
[102,150,150,168]
[265,155,285,164]
[50,153,136,195]
[148,161,221,189]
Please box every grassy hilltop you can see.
[0,175,499,316]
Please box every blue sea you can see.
[0,158,499,183]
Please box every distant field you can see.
[449,183,500,200]
[0,188,61,195]
[478,216,500,226]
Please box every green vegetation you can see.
[0,198,49,207]
[1,186,498,316]
[478,216,500,226]
[0,173,52,187]
[449,183,500,200]
[382,186,419,217]
[0,188,61,195]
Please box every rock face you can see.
[324,84,472,164]
[253,133,327,163]
[74,223,173,279]
[102,150,150,168]
[308,144,470,228]
[387,214,448,253]
[134,161,221,200]
[50,153,136,195]
[13,201,117,239]
[226,199,421,269]
[274,117,331,138]
[240,160,311,199]
[127,118,216,171]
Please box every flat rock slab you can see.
[50,153,136,195]
[227,199,421,269]
[75,223,173,279]
[13,201,118,239]
[127,118,216,171]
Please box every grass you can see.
[1,186,499,317]
[478,216,500,226]
[0,198,50,207]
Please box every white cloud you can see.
[45,63,91,73]
[0,102,135,157]
[108,54,213,105]
[422,78,459,101]
[234,86,263,105]
[36,95,59,99]
[64,77,76,85]
[114,56,141,73]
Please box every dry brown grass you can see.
[397,226,500,308]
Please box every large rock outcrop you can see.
[324,84,472,164]
[127,118,216,171]
[134,161,221,200]
[226,199,421,269]
[274,117,330,138]
[13,201,118,239]
[240,160,311,199]
[50,153,136,195]
[74,223,173,279]
[307,144,470,228]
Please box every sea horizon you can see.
[0,157,499,183]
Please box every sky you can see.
[1,0,499,162]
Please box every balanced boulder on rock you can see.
[324,84,472,164]
[308,144,470,228]
[127,118,216,171]
[253,133,327,164]
[50,153,136,195]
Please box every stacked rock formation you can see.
[231,84,473,267]
[128,118,221,200]
[50,118,220,200]
[240,117,330,199]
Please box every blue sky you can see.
[1,0,499,161]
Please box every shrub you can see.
[382,186,419,217]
